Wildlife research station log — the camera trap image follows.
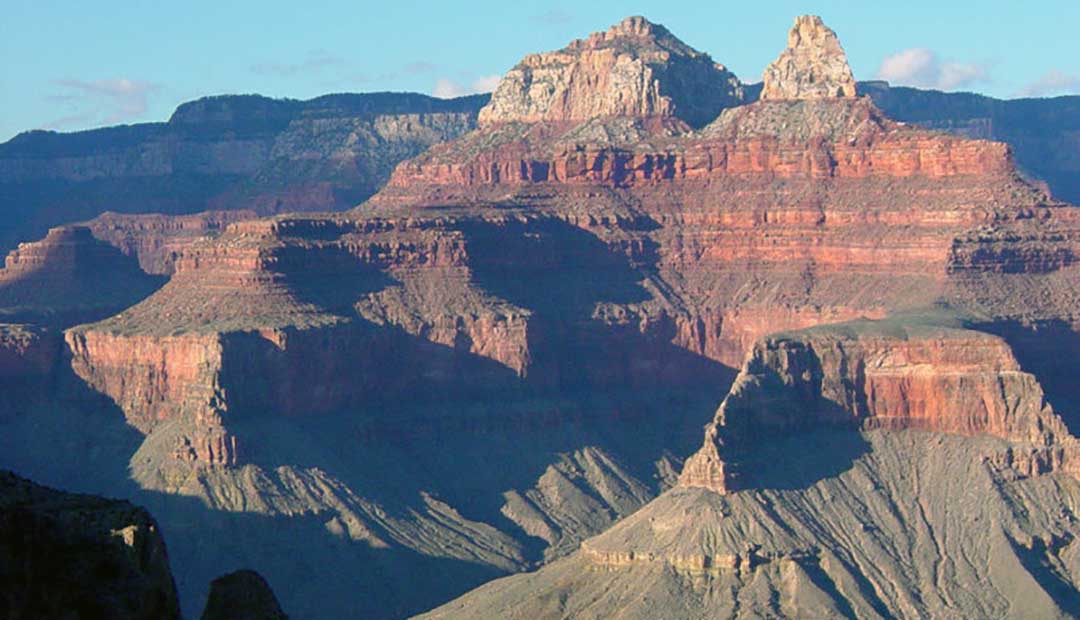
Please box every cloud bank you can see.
[876,48,988,91]
[46,78,160,128]
[1018,70,1080,98]
[433,75,502,99]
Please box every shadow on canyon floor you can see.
[978,319,1080,435]
[734,429,872,492]
[1007,532,1080,618]
[2,216,746,619]
[134,490,509,620]
[0,342,144,496]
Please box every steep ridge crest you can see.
[478,16,743,129]
[760,15,858,100]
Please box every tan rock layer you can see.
[478,16,743,128]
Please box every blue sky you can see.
[3,0,1079,142]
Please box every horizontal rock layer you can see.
[0,92,486,255]
[680,320,1080,493]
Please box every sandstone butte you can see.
[1,13,1080,620]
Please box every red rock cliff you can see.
[680,320,1080,493]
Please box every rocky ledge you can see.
[680,315,1080,493]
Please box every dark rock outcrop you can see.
[0,470,180,620]
[200,569,287,620]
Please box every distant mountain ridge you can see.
[0,92,488,254]
[2,82,1079,258]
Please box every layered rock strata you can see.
[479,16,743,129]
[0,92,486,254]
[65,15,1080,471]
[85,210,257,275]
[9,14,1080,620]
[680,319,1080,493]
[0,225,163,325]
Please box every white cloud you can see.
[432,74,502,99]
[876,48,988,91]
[48,78,160,125]
[471,75,502,93]
[433,78,467,99]
[1018,70,1080,98]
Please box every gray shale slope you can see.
[421,431,1080,620]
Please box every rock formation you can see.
[3,13,1080,620]
[0,470,180,620]
[861,82,1080,204]
[0,93,486,255]
[420,430,1080,620]
[0,225,164,325]
[760,15,857,100]
[84,210,257,275]
[680,316,1080,493]
[200,569,288,620]
[478,16,743,128]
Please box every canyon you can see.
[1,13,1079,620]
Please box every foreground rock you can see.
[0,470,180,620]
[201,569,288,620]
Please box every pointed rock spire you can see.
[478,16,743,128]
[760,15,857,100]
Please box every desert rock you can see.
[760,15,858,100]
